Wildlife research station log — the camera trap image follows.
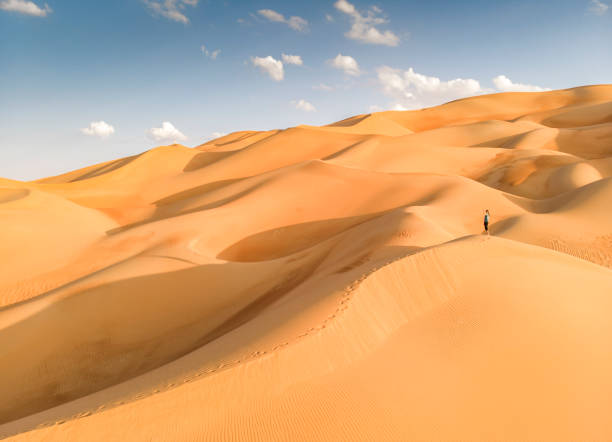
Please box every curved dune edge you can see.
[3,236,612,441]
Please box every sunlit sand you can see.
[1,85,612,441]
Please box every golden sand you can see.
[1,85,612,441]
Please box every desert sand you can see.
[1,85,612,441]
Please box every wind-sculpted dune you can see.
[1,85,612,441]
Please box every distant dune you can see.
[1,85,612,441]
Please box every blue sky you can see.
[1,0,610,180]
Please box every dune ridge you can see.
[1,85,611,441]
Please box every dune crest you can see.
[1,85,612,441]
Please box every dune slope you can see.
[1,85,611,441]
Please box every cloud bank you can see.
[378,67,550,109]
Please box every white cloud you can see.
[313,83,333,91]
[287,15,308,31]
[377,66,485,109]
[142,0,198,24]
[334,0,399,46]
[211,132,227,139]
[251,55,284,81]
[347,23,399,47]
[201,44,221,59]
[588,0,608,15]
[257,8,309,32]
[292,99,316,112]
[325,13,335,22]
[282,53,303,66]
[258,8,284,22]
[81,121,115,138]
[335,0,356,15]
[369,104,383,113]
[329,53,361,76]
[377,67,551,109]
[492,75,550,92]
[147,121,187,143]
[0,0,51,16]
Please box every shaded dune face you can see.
[1,85,612,441]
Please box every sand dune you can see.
[1,85,611,441]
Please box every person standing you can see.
[484,209,490,235]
